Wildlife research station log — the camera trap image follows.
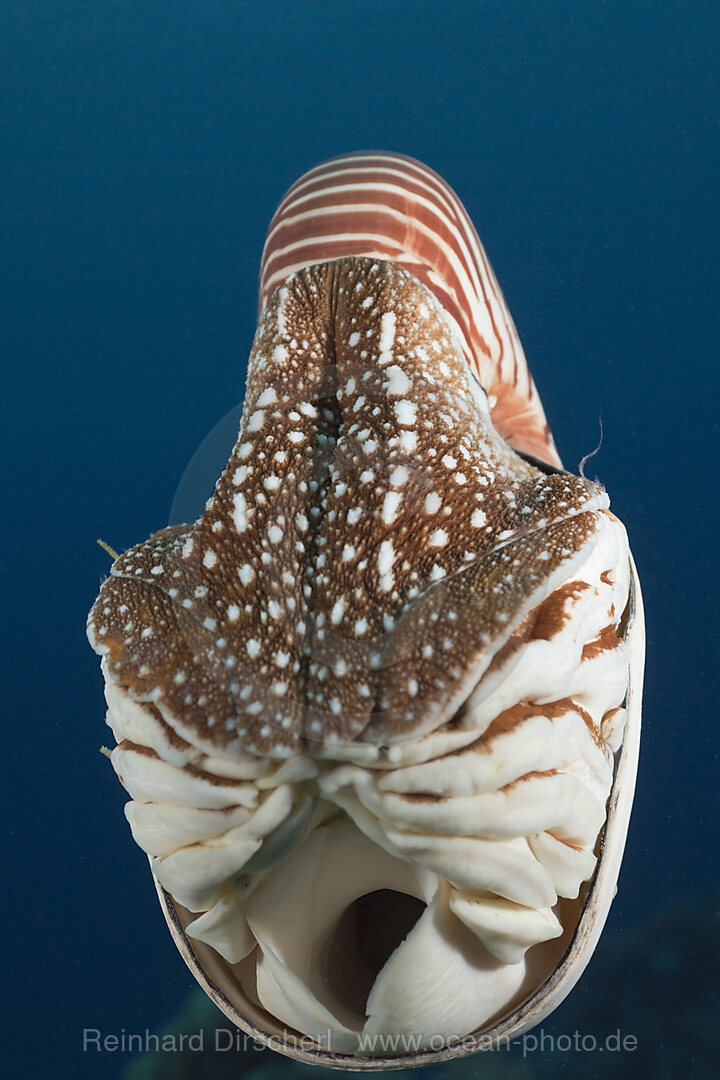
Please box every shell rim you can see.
[150,555,644,1071]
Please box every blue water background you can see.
[3,2,718,1077]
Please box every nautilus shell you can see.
[87,152,644,1068]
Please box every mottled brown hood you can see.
[88,258,606,758]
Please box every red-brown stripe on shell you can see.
[88,258,605,760]
[260,151,561,466]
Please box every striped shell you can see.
[87,153,643,1068]
[260,152,561,467]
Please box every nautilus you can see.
[88,152,644,1068]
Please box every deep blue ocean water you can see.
[3,3,718,1078]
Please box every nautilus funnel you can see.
[87,152,643,1069]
